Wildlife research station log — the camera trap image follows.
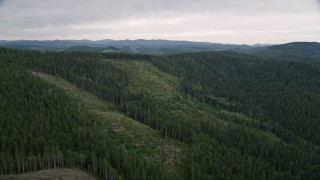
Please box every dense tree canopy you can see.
[1,47,320,179]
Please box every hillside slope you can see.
[1,47,320,179]
[247,42,320,57]
[0,53,181,179]
[33,72,188,176]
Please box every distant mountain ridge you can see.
[0,40,319,56]
[0,39,253,54]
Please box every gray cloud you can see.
[3,1,316,22]
[0,0,319,44]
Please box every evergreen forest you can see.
[1,47,320,179]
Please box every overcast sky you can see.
[0,0,319,44]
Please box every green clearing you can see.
[34,72,188,176]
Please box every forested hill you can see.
[247,42,320,57]
[1,47,320,179]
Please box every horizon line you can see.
[1,38,320,46]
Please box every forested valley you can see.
[1,47,320,179]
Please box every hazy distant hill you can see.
[2,40,319,56]
[62,45,120,53]
[0,39,253,54]
[0,40,97,50]
[247,42,320,57]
